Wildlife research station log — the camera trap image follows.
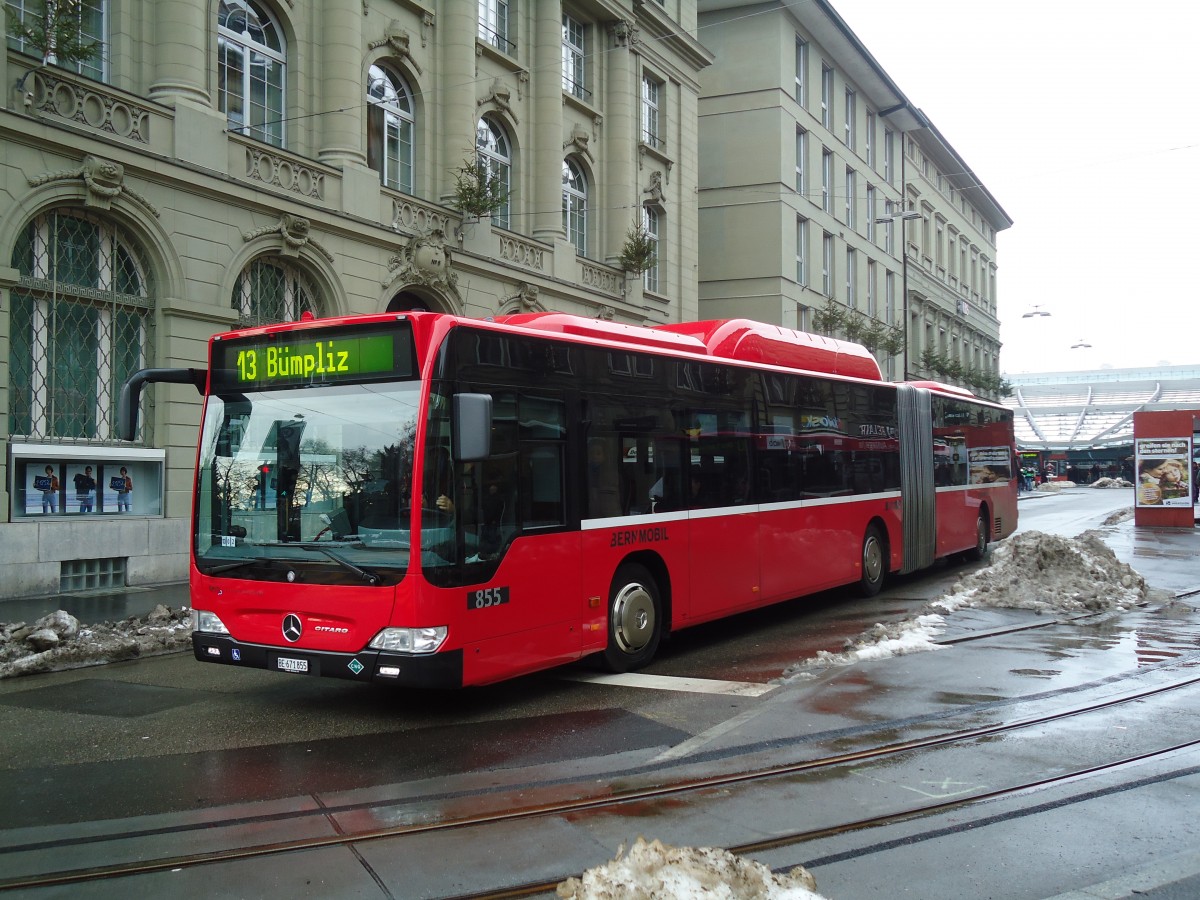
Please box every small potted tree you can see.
[617,220,657,276]
[6,0,100,69]
[449,158,507,225]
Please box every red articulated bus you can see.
[119,312,1017,688]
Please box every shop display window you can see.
[10,445,166,519]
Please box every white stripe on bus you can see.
[581,490,905,530]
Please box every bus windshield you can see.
[194,381,422,584]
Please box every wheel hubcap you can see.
[863,537,882,582]
[612,583,655,653]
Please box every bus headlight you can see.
[368,626,448,654]
[192,609,230,634]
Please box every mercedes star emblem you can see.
[282,614,302,643]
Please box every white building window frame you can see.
[217,0,287,148]
[642,205,661,294]
[562,13,587,101]
[366,64,415,195]
[476,116,512,230]
[794,38,807,106]
[562,157,588,255]
[478,0,514,54]
[796,216,808,286]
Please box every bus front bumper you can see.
[192,632,463,689]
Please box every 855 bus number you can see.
[468,586,510,610]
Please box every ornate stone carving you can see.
[24,69,151,143]
[478,78,517,124]
[385,229,462,304]
[391,198,450,235]
[595,306,616,321]
[643,170,665,206]
[498,234,547,272]
[505,282,544,312]
[244,147,326,200]
[369,20,423,74]
[241,215,334,262]
[580,260,623,297]
[611,20,637,48]
[27,155,158,216]
[564,124,594,164]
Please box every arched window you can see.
[232,257,319,327]
[642,206,661,294]
[217,0,286,148]
[8,210,152,440]
[476,117,511,229]
[562,159,587,255]
[367,64,414,194]
[231,256,319,328]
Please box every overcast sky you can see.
[822,0,1200,374]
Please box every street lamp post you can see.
[875,207,921,380]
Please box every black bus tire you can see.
[858,525,886,597]
[965,510,989,562]
[603,563,662,673]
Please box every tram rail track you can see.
[5,664,1200,894]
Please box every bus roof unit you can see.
[497,312,707,354]
[497,313,882,382]
[656,319,883,382]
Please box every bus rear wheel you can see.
[965,511,989,562]
[603,564,662,673]
[858,525,886,597]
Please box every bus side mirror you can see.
[117,368,207,441]
[452,393,492,461]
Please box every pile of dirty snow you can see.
[779,530,1162,682]
[1036,480,1073,493]
[1091,477,1133,489]
[932,529,1153,616]
[1102,507,1134,526]
[557,837,825,900]
[0,605,192,679]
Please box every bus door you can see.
[897,384,935,573]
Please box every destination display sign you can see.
[211,326,415,390]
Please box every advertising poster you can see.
[1135,438,1192,507]
[66,463,98,514]
[968,446,1013,484]
[28,461,60,515]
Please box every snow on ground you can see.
[557,837,826,900]
[778,529,1162,683]
[0,604,191,679]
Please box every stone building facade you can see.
[0,0,711,600]
[696,0,1011,390]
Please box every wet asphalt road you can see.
[2,487,1199,898]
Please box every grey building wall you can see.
[696,0,1011,390]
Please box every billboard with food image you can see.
[1135,438,1192,507]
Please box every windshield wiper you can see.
[205,556,274,575]
[300,545,381,586]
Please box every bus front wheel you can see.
[858,525,886,597]
[603,564,662,673]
